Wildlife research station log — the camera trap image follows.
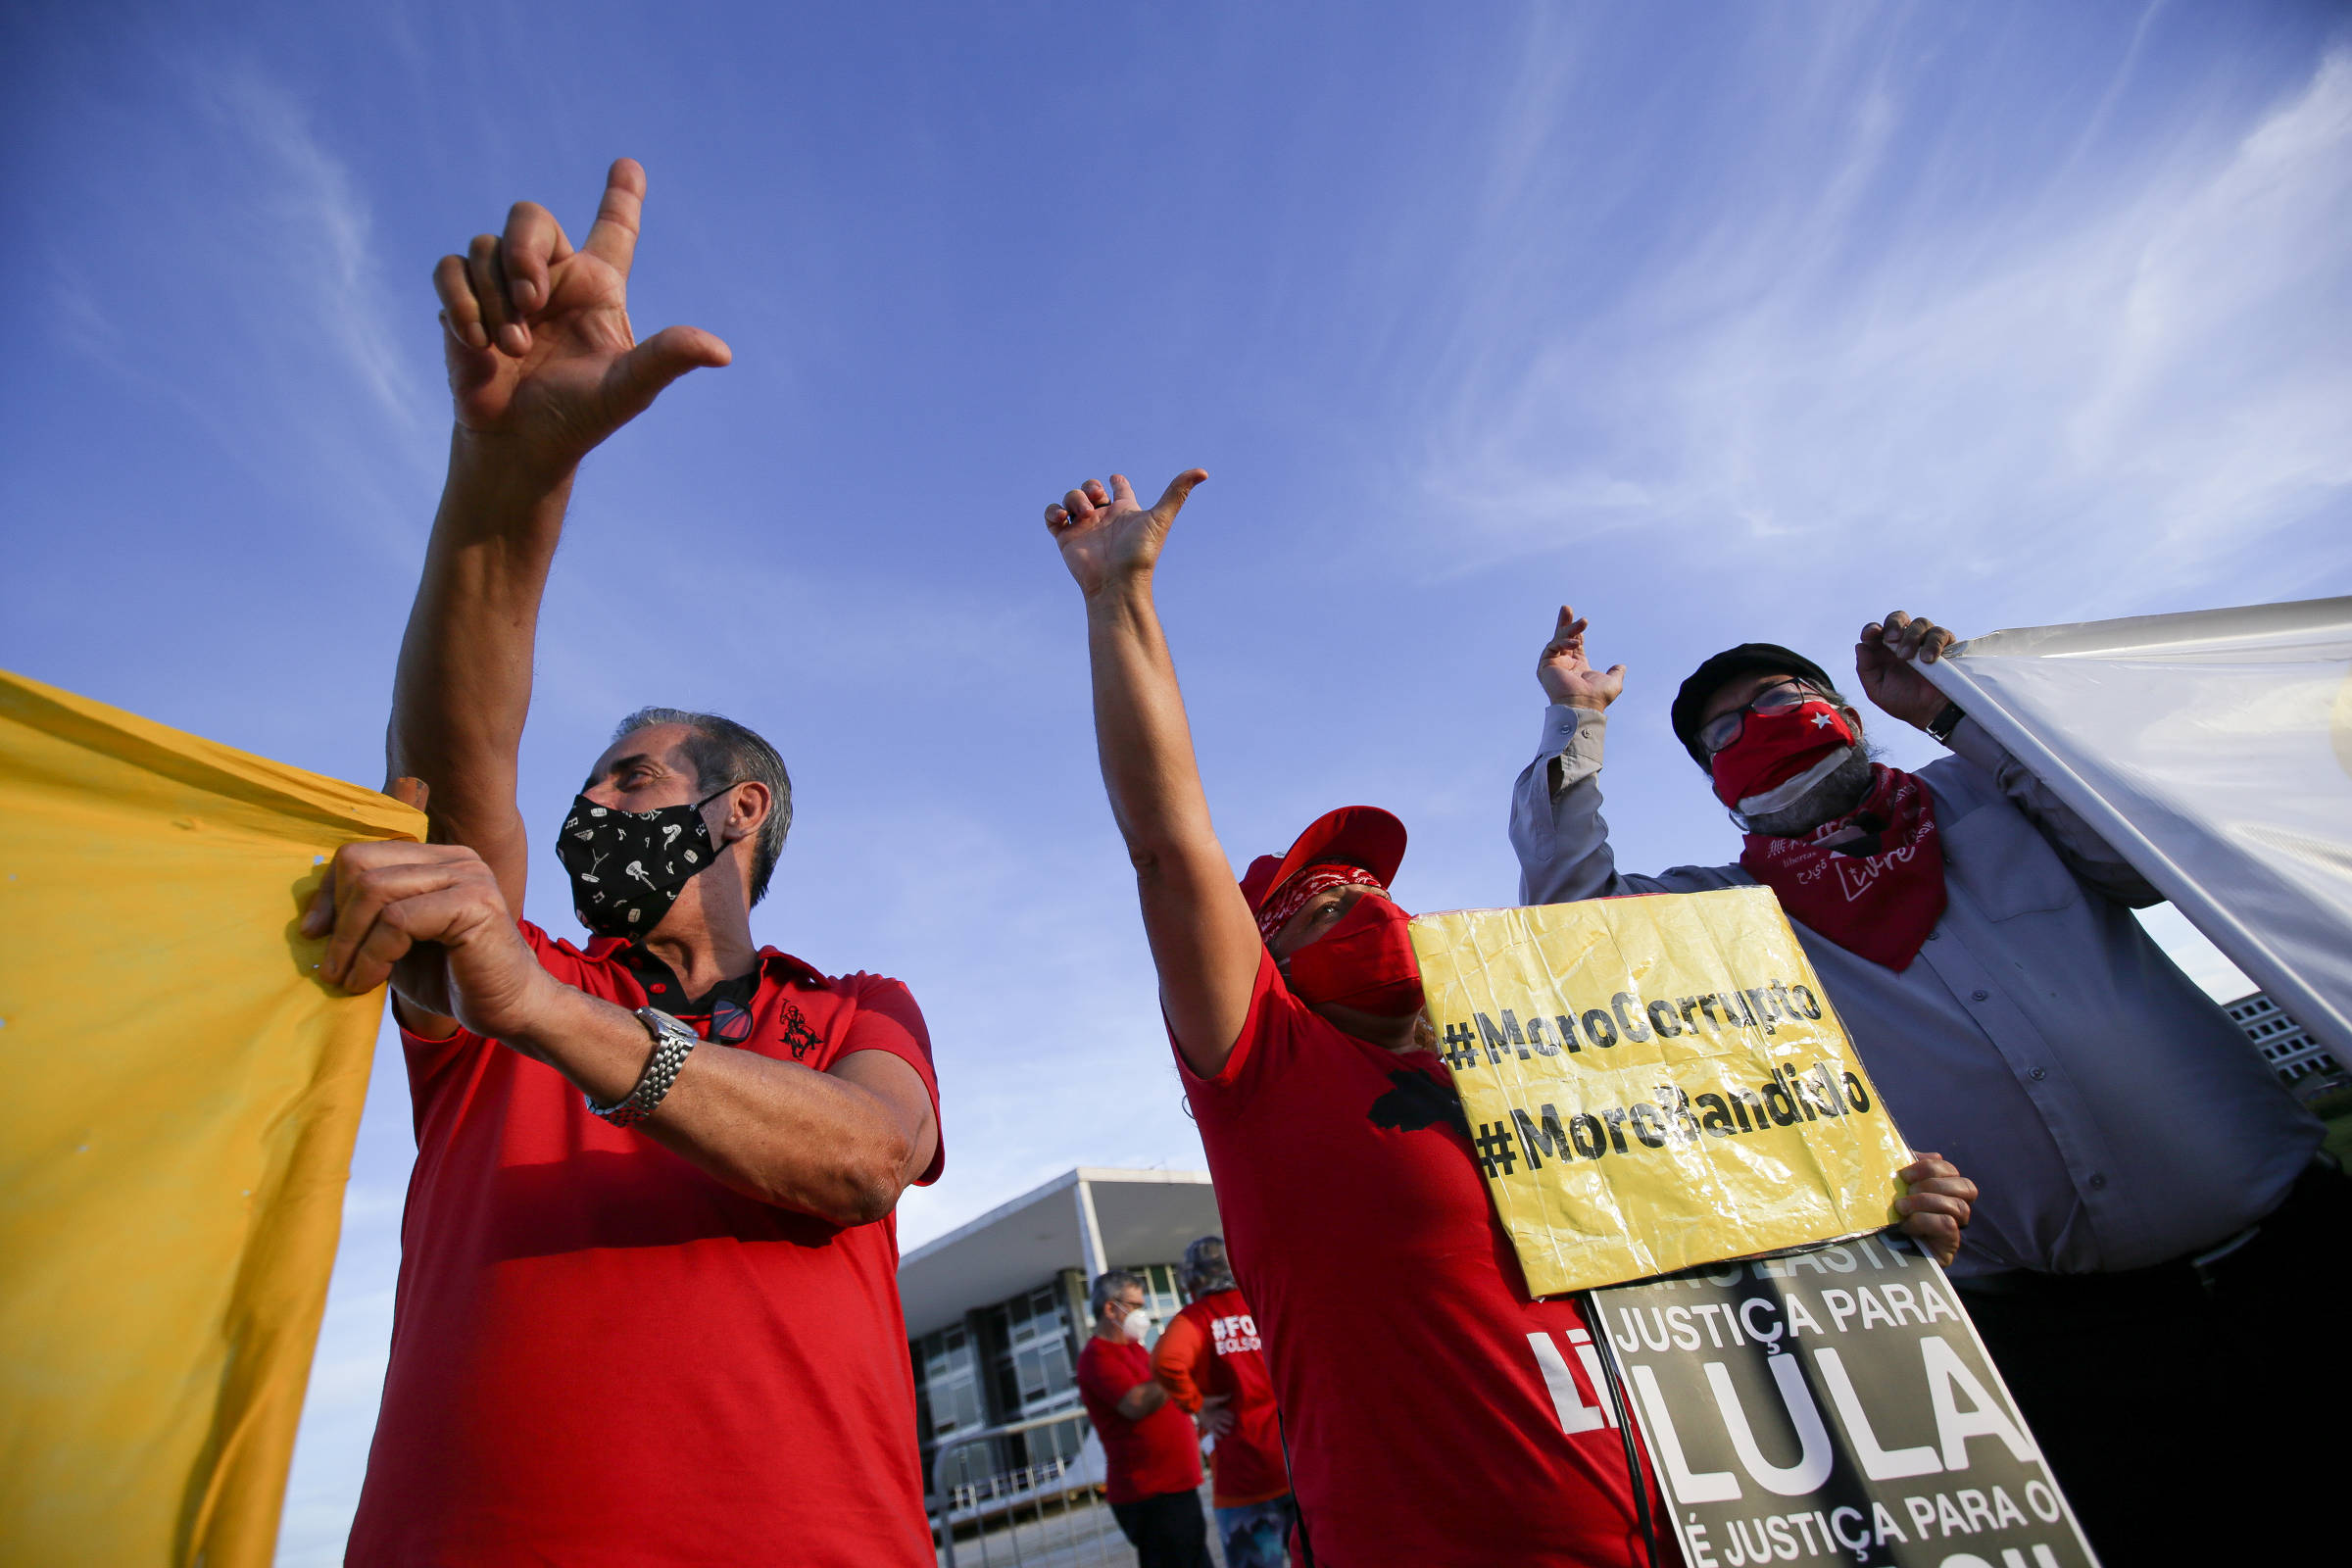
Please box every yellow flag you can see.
[0,669,423,1568]
[1409,889,1913,1296]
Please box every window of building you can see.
[982,1283,1076,1420]
[913,1323,985,1445]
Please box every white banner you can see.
[1921,597,2352,1061]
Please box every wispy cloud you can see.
[1412,36,2352,600]
[190,64,427,437]
[46,57,436,562]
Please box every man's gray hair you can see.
[612,707,794,906]
[1090,1268,1147,1321]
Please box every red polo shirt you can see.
[347,921,945,1567]
[1180,951,1674,1567]
[1077,1336,1204,1505]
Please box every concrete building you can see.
[2225,991,2340,1086]
[900,1167,1223,1500]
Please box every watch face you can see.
[640,1007,697,1046]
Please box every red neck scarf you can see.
[1739,764,1945,971]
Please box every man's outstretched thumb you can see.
[1152,468,1209,517]
[610,324,733,421]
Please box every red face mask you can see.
[1709,700,1857,808]
[1284,894,1426,1017]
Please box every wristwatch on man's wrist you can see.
[586,1006,699,1128]
[1924,700,1967,745]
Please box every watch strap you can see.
[587,1006,698,1127]
[1925,700,1967,745]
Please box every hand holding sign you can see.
[1890,1154,1976,1267]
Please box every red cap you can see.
[1238,806,1408,913]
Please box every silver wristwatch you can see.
[586,1007,699,1128]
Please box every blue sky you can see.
[4,2,2348,1560]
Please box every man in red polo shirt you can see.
[1077,1270,1210,1567]
[1040,466,1978,1566]
[305,161,943,1566]
[1152,1237,1293,1568]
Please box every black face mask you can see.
[555,788,730,940]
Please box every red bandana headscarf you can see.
[1739,764,1946,971]
[1253,864,1389,944]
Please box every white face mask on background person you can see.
[1121,1307,1152,1343]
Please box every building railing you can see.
[930,1407,1120,1568]
[950,1452,1076,1512]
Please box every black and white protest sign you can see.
[1589,1236,2097,1568]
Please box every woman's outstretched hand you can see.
[1046,469,1208,598]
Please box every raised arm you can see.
[1046,472,1264,1079]
[391,159,730,912]
[1512,606,1707,904]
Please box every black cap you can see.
[1670,643,1839,768]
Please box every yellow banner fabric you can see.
[1409,889,1914,1296]
[0,669,423,1568]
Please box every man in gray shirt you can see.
[1511,604,2343,1562]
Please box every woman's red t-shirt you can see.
[1180,951,1674,1566]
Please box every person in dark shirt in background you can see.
[1077,1269,1210,1567]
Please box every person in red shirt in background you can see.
[1077,1270,1212,1567]
[1152,1237,1295,1568]
[1041,466,1978,1567]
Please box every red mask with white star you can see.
[1708,699,1857,808]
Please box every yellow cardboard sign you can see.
[1409,889,1913,1295]
[0,668,423,1567]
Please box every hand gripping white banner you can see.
[1920,597,2352,1062]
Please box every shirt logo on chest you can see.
[1367,1070,1469,1137]
[777,1000,823,1061]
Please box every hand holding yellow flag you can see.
[0,670,424,1568]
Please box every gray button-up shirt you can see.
[1509,704,2321,1278]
